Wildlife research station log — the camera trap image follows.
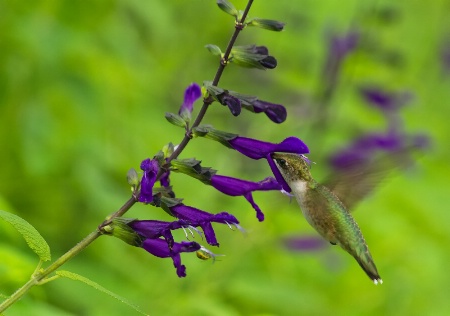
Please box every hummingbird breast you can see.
[290,179,347,245]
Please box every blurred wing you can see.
[323,151,408,210]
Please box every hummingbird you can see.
[271,152,383,285]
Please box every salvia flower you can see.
[190,127,309,192]
[250,99,287,123]
[142,239,200,277]
[360,87,412,114]
[440,38,450,76]
[128,219,194,249]
[329,129,429,172]
[220,93,241,116]
[210,175,281,221]
[229,91,287,124]
[139,158,160,204]
[328,30,359,60]
[228,136,309,193]
[228,136,309,160]
[179,83,202,119]
[168,203,241,246]
[230,45,277,70]
[283,235,328,252]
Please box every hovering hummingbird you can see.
[271,152,384,285]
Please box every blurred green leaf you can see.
[0,210,51,262]
[56,270,147,315]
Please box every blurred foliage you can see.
[1,0,450,315]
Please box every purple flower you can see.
[160,169,170,188]
[322,30,359,94]
[211,175,281,221]
[228,136,309,160]
[220,94,241,116]
[142,239,200,277]
[283,235,328,252]
[139,158,159,203]
[129,219,189,248]
[226,136,308,193]
[329,129,429,171]
[360,87,412,113]
[329,30,359,60]
[441,38,450,75]
[179,83,202,116]
[169,204,240,246]
[251,99,287,123]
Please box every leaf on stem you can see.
[165,112,187,128]
[0,210,51,262]
[246,18,285,32]
[56,270,148,315]
[205,44,223,57]
[216,0,238,18]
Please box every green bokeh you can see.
[1,0,450,315]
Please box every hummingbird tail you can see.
[354,254,383,285]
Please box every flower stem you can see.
[168,0,254,163]
[0,1,255,312]
[0,231,100,312]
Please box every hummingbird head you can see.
[271,153,312,183]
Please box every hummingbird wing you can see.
[323,151,407,210]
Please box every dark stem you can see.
[101,0,255,226]
[0,2,256,312]
[168,0,254,163]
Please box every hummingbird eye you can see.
[276,158,287,167]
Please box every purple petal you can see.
[283,235,328,252]
[129,219,187,248]
[211,175,281,196]
[222,94,241,116]
[252,99,287,123]
[139,159,159,203]
[170,204,215,222]
[360,87,412,112]
[229,136,309,160]
[201,222,219,246]
[441,39,450,75]
[160,169,170,188]
[243,192,264,221]
[141,239,200,277]
[170,204,239,246]
[267,154,291,192]
[179,83,202,115]
[330,31,359,59]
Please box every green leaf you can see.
[56,270,148,315]
[205,44,222,56]
[216,0,238,17]
[0,210,51,262]
[247,18,285,32]
[165,112,187,128]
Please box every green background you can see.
[1,0,450,315]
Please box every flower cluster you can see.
[330,87,429,170]
[103,0,310,278]
[107,79,308,277]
